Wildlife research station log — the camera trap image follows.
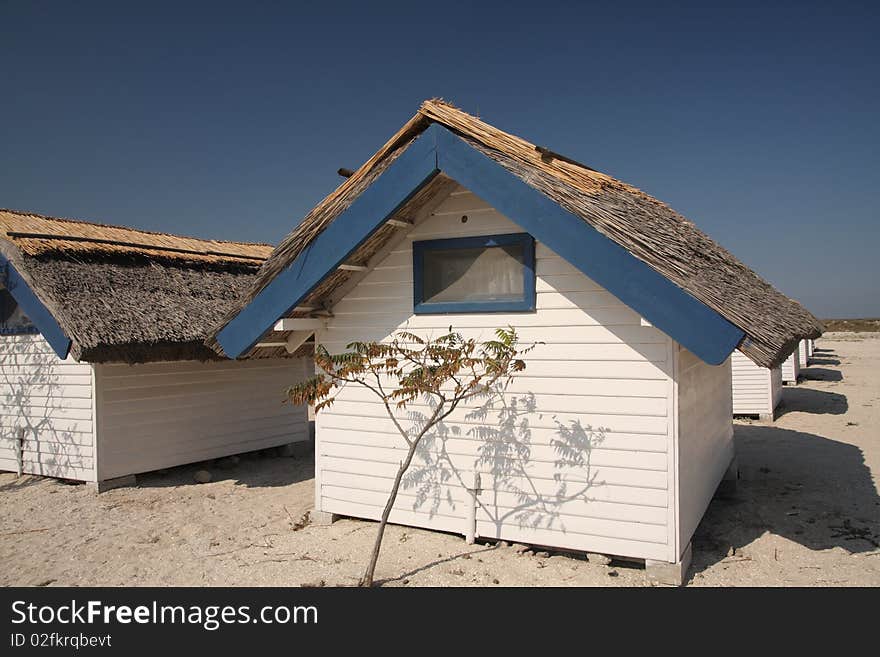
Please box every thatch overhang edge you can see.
[202,99,822,368]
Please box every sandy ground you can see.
[1,333,878,587]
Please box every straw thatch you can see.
[0,208,283,363]
[0,209,269,265]
[210,100,821,368]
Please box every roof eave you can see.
[212,123,745,366]
[0,250,72,360]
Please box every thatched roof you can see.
[0,208,282,363]
[210,100,822,368]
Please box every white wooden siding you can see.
[315,186,677,562]
[95,358,311,480]
[770,365,783,410]
[0,333,96,481]
[782,349,800,383]
[731,350,781,416]
[675,347,734,554]
[798,340,809,369]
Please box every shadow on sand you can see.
[691,424,880,576]
[133,448,315,490]
[808,357,841,366]
[800,367,843,382]
[115,422,317,490]
[777,387,848,417]
[0,474,63,493]
[378,545,498,585]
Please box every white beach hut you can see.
[804,338,814,362]
[730,351,783,420]
[0,210,311,490]
[208,101,821,583]
[781,347,801,384]
[798,339,809,369]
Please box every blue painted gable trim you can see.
[1,256,72,359]
[216,125,443,358]
[218,123,744,365]
[434,129,744,365]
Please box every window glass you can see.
[422,244,525,303]
[413,233,535,313]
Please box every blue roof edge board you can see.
[1,255,72,359]
[216,126,442,358]
[217,123,744,365]
[434,128,744,365]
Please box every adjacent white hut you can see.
[0,210,311,490]
[730,350,783,420]
[804,338,814,362]
[798,339,809,369]
[209,101,821,583]
[782,348,801,384]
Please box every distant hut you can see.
[207,101,821,583]
[0,210,311,490]
[781,347,801,384]
[730,351,783,420]
[798,339,809,369]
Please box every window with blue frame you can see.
[412,233,536,314]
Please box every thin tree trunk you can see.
[360,439,421,587]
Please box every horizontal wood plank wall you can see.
[96,358,311,480]
[781,350,800,384]
[675,347,733,554]
[315,186,676,561]
[731,350,773,416]
[798,340,809,369]
[0,333,95,481]
[770,366,783,410]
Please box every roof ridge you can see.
[208,99,821,366]
[0,207,274,249]
[417,99,677,209]
[3,230,268,261]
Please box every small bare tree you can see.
[288,327,534,587]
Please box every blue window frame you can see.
[412,233,536,314]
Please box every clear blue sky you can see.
[1,1,877,318]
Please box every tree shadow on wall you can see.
[398,386,609,541]
[0,344,88,486]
